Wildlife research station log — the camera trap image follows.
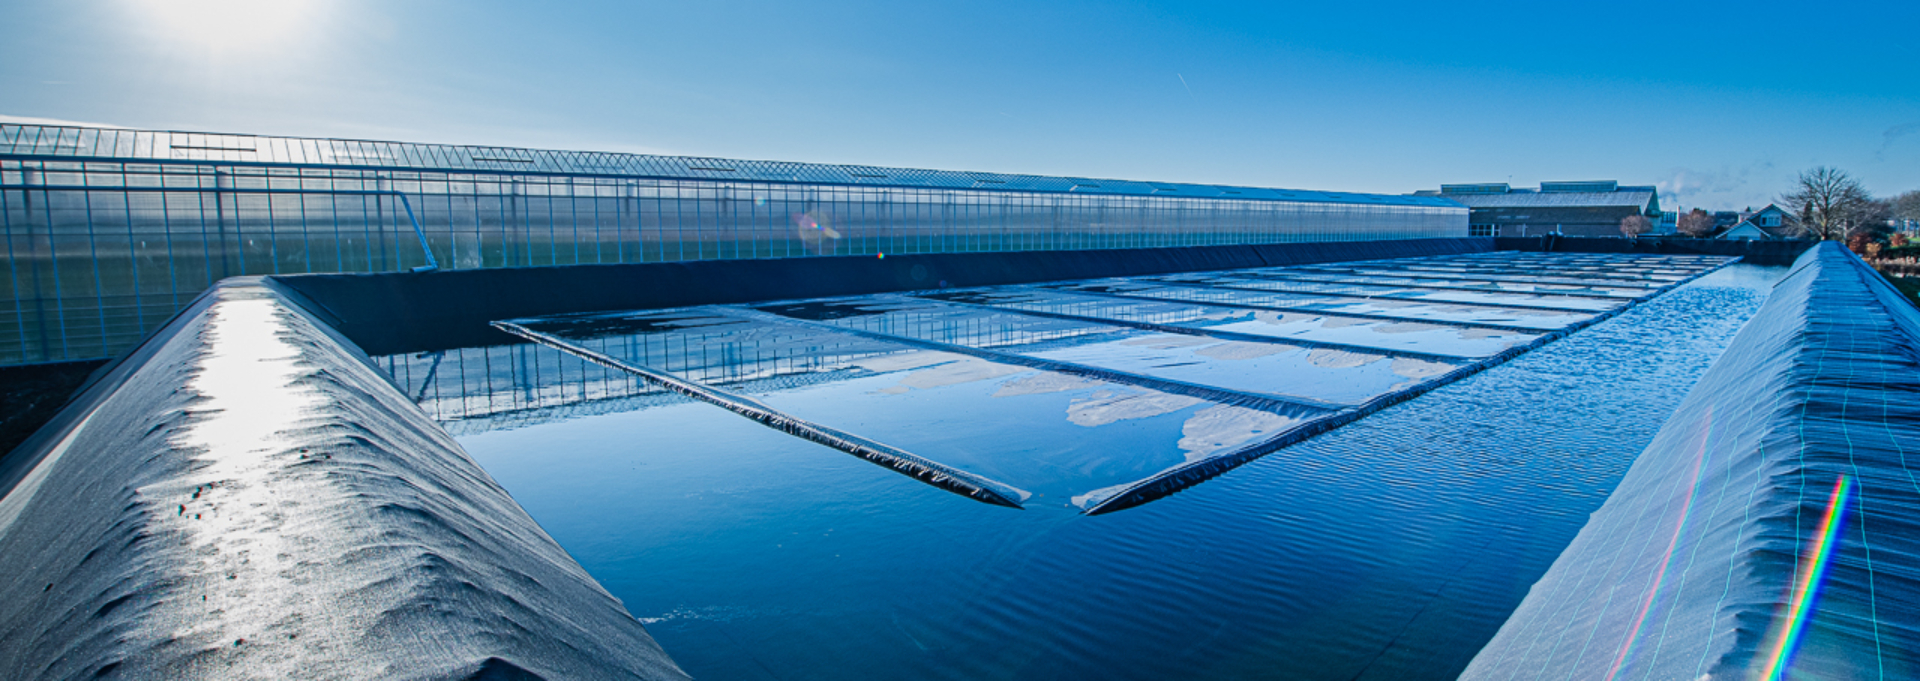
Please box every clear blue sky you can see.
[4,0,1916,210]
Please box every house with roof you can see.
[1414,181,1661,238]
[1716,204,1803,240]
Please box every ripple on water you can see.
[455,264,1782,681]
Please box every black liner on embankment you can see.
[1462,242,1920,679]
[1495,235,1814,265]
[0,238,1492,678]
[0,279,689,680]
[13,236,1791,677]
[275,238,1493,356]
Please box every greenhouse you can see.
[0,123,1459,365]
[0,125,1913,681]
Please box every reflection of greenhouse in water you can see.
[388,250,1736,514]
[357,248,1920,681]
[8,122,1914,681]
[0,123,1461,364]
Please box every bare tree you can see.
[1781,167,1875,240]
[1892,190,1920,225]
[1855,198,1894,238]
[1620,214,1653,238]
[1677,208,1715,237]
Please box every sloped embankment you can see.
[1462,242,1920,679]
[0,279,688,680]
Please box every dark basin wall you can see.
[0,279,689,680]
[0,360,109,467]
[0,238,1494,679]
[1495,235,1814,264]
[7,235,1874,679]
[275,237,1495,356]
[1461,242,1920,679]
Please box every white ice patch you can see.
[1193,341,1298,360]
[870,355,1031,394]
[1176,406,1302,461]
[1120,334,1212,349]
[1066,391,1204,427]
[1319,316,1377,330]
[1390,357,1456,380]
[851,350,967,374]
[1371,321,1444,334]
[993,372,1106,398]
[1253,311,1321,326]
[1306,348,1382,369]
[1460,327,1531,340]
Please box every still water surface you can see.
[450,263,1782,680]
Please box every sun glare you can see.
[129,0,327,53]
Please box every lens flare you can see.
[128,0,326,53]
[1756,474,1853,681]
[1603,408,1716,681]
[792,211,842,254]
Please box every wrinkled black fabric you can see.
[1464,243,1920,680]
[0,280,688,680]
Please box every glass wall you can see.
[1,124,1465,364]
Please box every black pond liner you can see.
[929,288,1572,334]
[494,320,1033,509]
[1075,257,1734,515]
[496,252,1738,515]
[1461,242,1920,680]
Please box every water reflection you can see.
[386,252,1735,515]
[432,262,1785,681]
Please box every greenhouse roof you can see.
[0,123,1461,208]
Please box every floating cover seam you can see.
[1131,277,1616,313]
[1294,265,1665,289]
[490,321,1031,509]
[974,287,1573,335]
[1230,271,1643,301]
[1076,256,1737,514]
[710,305,1345,415]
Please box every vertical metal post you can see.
[545,176,558,265]
[213,168,231,279]
[79,164,107,354]
[296,171,312,273]
[158,165,179,309]
[264,171,280,273]
[1,169,42,363]
[391,190,439,272]
[374,175,391,271]
[567,176,580,265]
[28,166,69,360]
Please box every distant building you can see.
[1717,222,1770,240]
[1716,204,1804,240]
[1415,181,1662,238]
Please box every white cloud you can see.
[0,114,127,129]
[1655,161,1782,211]
[1877,122,1920,160]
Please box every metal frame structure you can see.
[1,123,1465,364]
